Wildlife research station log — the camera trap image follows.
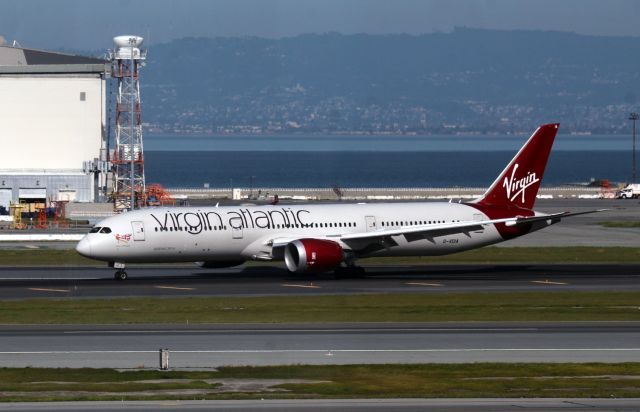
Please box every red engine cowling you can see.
[284,239,344,274]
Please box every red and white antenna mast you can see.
[109,35,146,211]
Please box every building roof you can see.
[0,45,109,75]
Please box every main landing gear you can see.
[333,265,366,278]
[334,255,366,278]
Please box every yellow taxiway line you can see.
[531,280,568,285]
[406,282,443,287]
[281,283,321,289]
[154,286,196,291]
[28,287,69,293]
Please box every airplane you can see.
[76,123,599,280]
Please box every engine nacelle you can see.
[195,260,245,269]
[284,239,344,274]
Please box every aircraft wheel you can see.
[115,270,128,281]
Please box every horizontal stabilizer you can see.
[504,209,607,227]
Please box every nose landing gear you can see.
[114,270,128,281]
[110,262,128,281]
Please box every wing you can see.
[267,209,606,255]
[341,209,606,243]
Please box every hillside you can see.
[112,28,640,134]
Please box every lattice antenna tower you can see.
[109,35,147,211]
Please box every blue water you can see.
[141,134,633,187]
[144,150,631,188]
[144,134,632,152]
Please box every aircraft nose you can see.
[75,237,92,257]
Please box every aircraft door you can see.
[232,225,243,239]
[365,216,377,232]
[132,221,145,241]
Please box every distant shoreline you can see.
[144,131,619,138]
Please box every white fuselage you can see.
[76,123,568,276]
[77,201,532,264]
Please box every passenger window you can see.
[100,227,112,234]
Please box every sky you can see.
[1,0,640,50]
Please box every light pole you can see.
[629,112,638,183]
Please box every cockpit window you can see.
[100,227,112,234]
[89,227,101,233]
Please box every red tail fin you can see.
[476,123,559,209]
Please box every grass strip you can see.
[0,249,96,266]
[1,291,639,324]
[0,247,639,266]
[598,221,640,228]
[0,363,639,401]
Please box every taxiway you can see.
[0,322,638,368]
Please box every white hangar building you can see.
[0,44,110,214]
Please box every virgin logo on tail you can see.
[502,163,539,204]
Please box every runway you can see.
[0,263,637,299]
[0,322,638,368]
